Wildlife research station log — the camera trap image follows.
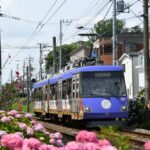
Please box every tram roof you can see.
[49,65,124,84]
[32,79,49,88]
[33,65,124,88]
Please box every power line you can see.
[9,0,67,64]
[63,0,111,42]
[76,0,103,19]
[129,8,143,22]
[102,1,113,22]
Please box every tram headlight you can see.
[84,106,91,112]
[120,97,127,101]
[122,105,127,111]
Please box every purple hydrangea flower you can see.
[34,123,44,131]
[26,127,34,136]
[0,130,7,138]
[25,113,32,119]
[1,116,10,123]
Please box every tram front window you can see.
[82,72,127,98]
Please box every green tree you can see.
[45,43,80,72]
[93,19,126,36]
[130,25,142,33]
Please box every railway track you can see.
[37,120,149,149]
[121,129,150,149]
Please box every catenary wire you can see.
[9,0,67,64]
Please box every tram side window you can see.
[51,84,57,100]
[32,89,36,99]
[62,81,67,99]
[67,79,71,98]
[37,88,42,100]
[45,86,48,100]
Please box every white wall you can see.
[121,57,133,99]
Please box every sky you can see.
[0,0,143,84]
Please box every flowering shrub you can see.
[0,109,148,150]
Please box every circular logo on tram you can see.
[101,99,111,109]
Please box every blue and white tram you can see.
[33,65,128,125]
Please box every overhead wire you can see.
[9,0,67,64]
[76,0,103,19]
[71,1,112,44]
[63,0,111,43]
[129,8,143,22]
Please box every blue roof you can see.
[32,79,49,88]
[33,65,124,88]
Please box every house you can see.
[119,53,139,99]
[135,50,144,91]
[119,50,145,99]
[70,46,90,62]
[93,33,143,65]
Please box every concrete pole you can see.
[0,30,2,93]
[53,37,56,74]
[39,43,42,80]
[143,0,150,103]
[26,66,30,112]
[112,0,116,65]
[59,20,62,70]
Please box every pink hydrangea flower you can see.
[22,138,41,150]
[39,144,55,150]
[15,114,23,118]
[56,139,64,147]
[18,122,27,130]
[1,116,10,123]
[76,130,98,143]
[44,131,50,136]
[145,141,150,150]
[7,110,18,117]
[31,119,38,125]
[34,123,44,131]
[25,113,33,119]
[50,138,55,144]
[65,141,84,150]
[15,132,24,138]
[83,142,100,150]
[0,130,7,138]
[0,133,23,149]
[26,127,34,136]
[98,139,111,147]
[100,145,118,150]
[54,132,63,139]
[50,133,55,139]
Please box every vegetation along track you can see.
[121,128,150,146]
[37,119,150,149]
[38,120,79,144]
[96,128,150,149]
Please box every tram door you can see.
[57,78,62,111]
[71,73,80,113]
[42,85,46,112]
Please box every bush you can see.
[127,89,145,126]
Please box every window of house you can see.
[138,55,144,66]
[104,45,112,54]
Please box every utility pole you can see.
[39,43,43,80]
[143,0,150,104]
[22,60,26,96]
[112,0,117,65]
[59,20,62,70]
[53,37,56,74]
[26,66,30,112]
[59,19,73,70]
[0,30,2,93]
